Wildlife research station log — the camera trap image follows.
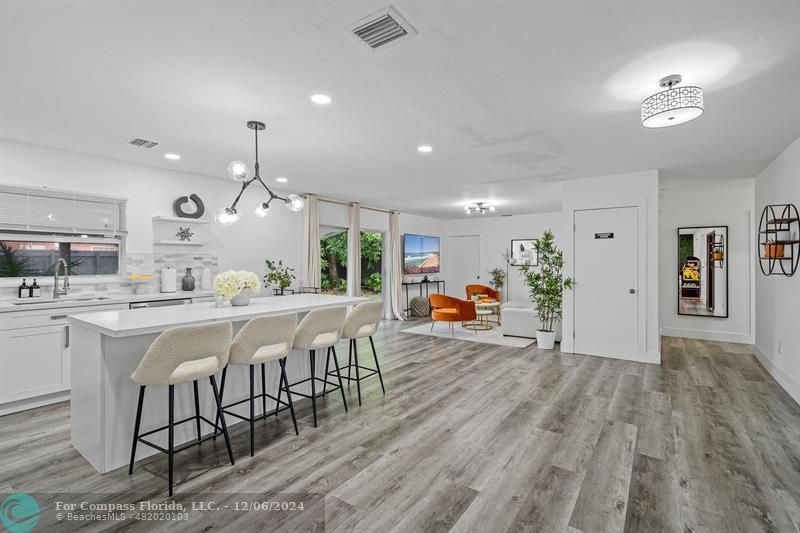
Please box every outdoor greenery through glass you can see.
[320,230,382,296]
[0,239,120,277]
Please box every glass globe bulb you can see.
[284,194,305,212]
[227,161,248,181]
[255,202,270,218]
[215,207,240,226]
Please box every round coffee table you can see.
[464,301,501,331]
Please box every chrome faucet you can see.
[53,258,70,299]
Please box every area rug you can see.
[401,321,535,348]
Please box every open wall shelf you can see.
[758,203,799,277]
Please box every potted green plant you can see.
[264,259,295,295]
[516,229,572,349]
[488,266,506,298]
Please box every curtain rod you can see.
[313,195,396,215]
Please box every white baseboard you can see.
[646,349,661,365]
[753,344,800,405]
[0,390,70,416]
[660,327,753,344]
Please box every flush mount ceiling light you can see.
[417,145,433,153]
[464,202,496,215]
[641,74,704,128]
[310,94,332,105]
[164,153,181,160]
[216,120,304,226]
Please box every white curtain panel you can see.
[302,194,321,289]
[387,210,406,320]
[347,203,361,296]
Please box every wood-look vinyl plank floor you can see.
[0,322,799,532]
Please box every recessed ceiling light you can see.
[418,145,433,153]
[310,94,332,105]
[275,176,288,183]
[164,153,181,160]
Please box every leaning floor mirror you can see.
[677,226,728,318]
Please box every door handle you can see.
[629,289,636,294]
[64,325,70,348]
[51,314,67,320]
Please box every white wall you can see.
[442,212,563,303]
[561,170,660,364]
[0,140,442,292]
[754,137,800,404]
[659,182,755,343]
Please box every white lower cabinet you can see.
[0,302,126,414]
[0,324,69,403]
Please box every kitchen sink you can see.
[12,296,114,305]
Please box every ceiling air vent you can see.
[127,137,159,149]
[348,6,417,50]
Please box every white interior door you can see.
[574,207,639,360]
[449,235,481,298]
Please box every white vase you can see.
[201,268,213,290]
[536,330,556,350]
[230,288,252,307]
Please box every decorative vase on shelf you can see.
[182,268,195,291]
[200,268,213,290]
[231,288,252,306]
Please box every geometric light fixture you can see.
[641,74,704,128]
[216,121,305,226]
[464,202,496,215]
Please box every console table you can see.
[402,280,446,316]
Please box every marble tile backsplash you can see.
[0,252,218,302]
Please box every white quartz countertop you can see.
[0,290,215,313]
[68,294,371,337]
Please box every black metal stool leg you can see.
[193,380,202,444]
[310,350,317,427]
[249,365,255,457]
[280,358,299,435]
[353,340,362,407]
[128,385,145,475]
[210,375,234,466]
[323,347,331,394]
[213,365,228,437]
[274,364,282,417]
[369,336,386,394]
[261,363,267,417]
[330,345,348,412]
[348,340,353,382]
[168,384,174,497]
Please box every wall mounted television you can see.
[403,234,440,274]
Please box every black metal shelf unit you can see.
[758,203,799,277]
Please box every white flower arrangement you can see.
[213,270,261,300]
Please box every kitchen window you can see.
[0,237,121,277]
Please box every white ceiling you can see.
[1,1,798,219]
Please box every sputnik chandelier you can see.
[216,120,304,226]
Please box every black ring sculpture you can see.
[172,194,206,219]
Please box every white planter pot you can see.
[230,288,252,307]
[536,330,556,350]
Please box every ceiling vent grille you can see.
[127,137,159,149]
[349,6,417,49]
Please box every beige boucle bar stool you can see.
[214,313,300,457]
[328,300,385,407]
[128,321,234,497]
[279,306,348,427]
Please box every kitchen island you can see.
[68,293,369,473]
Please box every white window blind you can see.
[0,185,126,235]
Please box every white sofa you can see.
[500,301,562,341]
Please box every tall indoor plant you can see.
[517,229,572,349]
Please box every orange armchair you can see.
[465,284,500,302]
[429,294,477,336]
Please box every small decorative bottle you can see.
[182,268,195,291]
[18,279,29,299]
[30,279,41,298]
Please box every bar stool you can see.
[281,306,348,427]
[128,321,234,496]
[331,300,386,406]
[216,313,299,457]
